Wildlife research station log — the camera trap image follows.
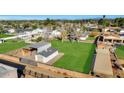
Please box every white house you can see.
[76,28,81,32]
[120,30,124,38]
[33,28,43,33]
[7,29,15,33]
[79,32,89,40]
[51,30,61,38]
[1,29,41,41]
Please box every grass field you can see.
[0,34,14,38]
[115,45,124,59]
[52,40,96,74]
[0,40,28,53]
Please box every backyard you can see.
[115,45,124,59]
[0,40,28,53]
[0,39,96,74]
[52,40,96,74]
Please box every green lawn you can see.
[52,40,96,74]
[0,40,28,53]
[0,34,14,38]
[86,37,96,40]
[115,45,124,59]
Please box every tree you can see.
[23,23,30,29]
[103,15,106,19]
[98,19,110,27]
[36,37,42,42]
[0,26,4,34]
[81,25,87,32]
[115,18,124,27]
[61,31,67,42]
[32,25,38,29]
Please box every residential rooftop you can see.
[27,42,50,49]
[38,47,58,57]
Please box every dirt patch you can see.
[118,59,124,65]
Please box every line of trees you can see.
[98,15,124,27]
[1,17,124,34]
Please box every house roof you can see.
[0,63,17,77]
[120,34,124,36]
[38,47,57,57]
[28,42,50,49]
[81,32,89,37]
[0,66,8,74]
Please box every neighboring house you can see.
[104,27,120,32]
[33,28,43,33]
[21,42,58,63]
[0,63,17,78]
[51,30,61,38]
[1,29,41,41]
[16,28,33,33]
[103,35,124,45]
[120,30,124,38]
[104,28,109,32]
[76,28,81,32]
[79,32,89,40]
[85,24,98,31]
[7,29,15,33]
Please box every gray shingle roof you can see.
[38,47,57,57]
[28,42,50,49]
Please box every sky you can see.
[0,15,124,20]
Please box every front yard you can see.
[52,40,96,74]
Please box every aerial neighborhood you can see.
[0,15,124,78]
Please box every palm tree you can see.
[61,31,67,42]
[102,15,106,32]
[103,15,106,19]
